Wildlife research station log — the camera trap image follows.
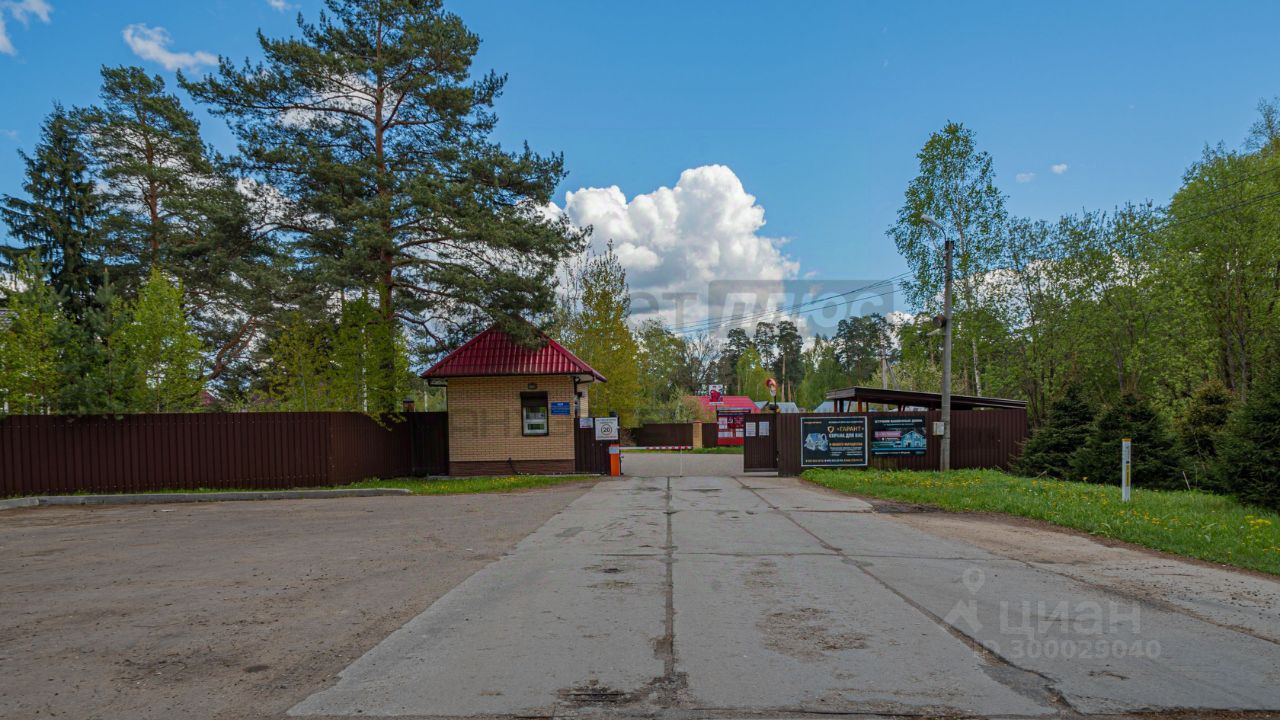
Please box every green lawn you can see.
[624,446,743,454]
[802,468,1280,575]
[341,474,597,495]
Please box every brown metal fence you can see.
[701,423,719,448]
[775,409,1026,476]
[0,411,449,496]
[632,423,694,447]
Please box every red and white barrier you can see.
[625,446,693,451]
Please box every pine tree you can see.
[1213,367,1280,510]
[1013,384,1095,478]
[564,245,640,425]
[79,66,273,385]
[182,0,586,398]
[1070,393,1185,489]
[0,106,103,323]
[0,259,64,415]
[112,270,206,412]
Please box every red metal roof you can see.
[690,394,759,414]
[421,324,606,381]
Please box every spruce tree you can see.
[1213,367,1280,510]
[1178,379,1236,490]
[1013,383,1094,478]
[0,106,103,323]
[182,0,586,406]
[1070,393,1185,489]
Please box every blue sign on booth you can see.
[550,401,571,416]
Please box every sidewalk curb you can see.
[1,488,411,510]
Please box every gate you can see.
[409,412,449,476]
[742,412,778,471]
[574,424,611,474]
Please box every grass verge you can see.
[802,468,1280,575]
[341,474,597,495]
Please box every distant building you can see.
[687,393,757,446]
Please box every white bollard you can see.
[1121,437,1132,503]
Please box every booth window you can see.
[521,392,549,436]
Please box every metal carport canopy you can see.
[824,386,1027,411]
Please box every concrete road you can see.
[292,475,1280,718]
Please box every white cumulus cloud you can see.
[0,0,52,56]
[122,23,216,72]
[552,165,800,328]
[266,0,291,10]
[1051,163,1069,175]
[1015,172,1036,184]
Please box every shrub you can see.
[1178,379,1235,490]
[1013,383,1094,478]
[1214,369,1280,511]
[1070,393,1185,489]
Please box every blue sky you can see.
[2,1,1279,327]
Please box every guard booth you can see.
[420,323,607,476]
[742,386,1028,474]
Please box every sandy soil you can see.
[0,488,591,720]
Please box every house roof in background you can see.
[421,324,606,381]
[689,394,758,414]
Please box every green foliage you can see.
[61,280,140,415]
[1214,368,1280,511]
[266,299,413,415]
[562,245,640,424]
[0,106,103,322]
[833,314,894,386]
[1179,379,1236,490]
[796,336,846,410]
[636,319,695,422]
[804,468,1280,575]
[1071,393,1185,489]
[1013,384,1095,479]
[0,259,64,414]
[734,347,769,400]
[183,0,584,380]
[112,270,206,412]
[78,66,273,387]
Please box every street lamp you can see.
[919,215,953,472]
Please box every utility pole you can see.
[921,216,953,472]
